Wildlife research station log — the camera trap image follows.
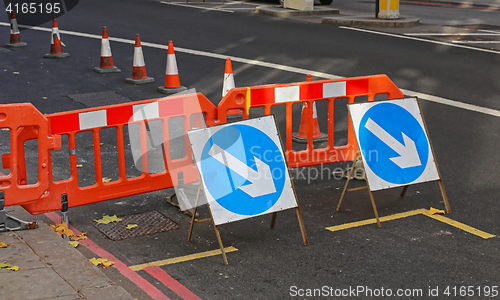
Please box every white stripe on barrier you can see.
[323,81,346,98]
[166,53,178,75]
[133,102,159,121]
[133,47,145,67]
[275,86,300,103]
[79,110,107,130]
[101,38,112,57]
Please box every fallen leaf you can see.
[427,207,445,215]
[94,215,122,224]
[51,223,74,237]
[68,241,80,248]
[89,257,101,267]
[102,178,112,183]
[26,222,38,229]
[12,72,19,75]
[102,260,115,268]
[70,232,88,241]
[42,97,47,99]
[6,266,19,271]
[126,224,138,230]
[76,164,83,168]
[0,242,8,248]
[0,261,11,269]
[89,257,115,268]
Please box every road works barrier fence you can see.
[0,75,403,214]
[218,74,404,168]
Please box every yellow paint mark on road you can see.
[326,209,496,239]
[425,214,496,239]
[326,209,427,232]
[129,247,238,271]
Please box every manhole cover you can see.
[92,211,180,241]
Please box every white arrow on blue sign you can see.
[187,115,297,225]
[348,98,440,191]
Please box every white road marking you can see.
[1,22,499,118]
[160,1,234,12]
[452,41,500,43]
[340,26,500,55]
[404,33,500,36]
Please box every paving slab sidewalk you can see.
[0,206,136,300]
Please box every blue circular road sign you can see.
[200,124,286,215]
[358,103,429,185]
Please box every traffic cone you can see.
[222,58,242,120]
[43,17,69,59]
[5,11,27,48]
[292,101,328,143]
[125,34,154,84]
[222,58,235,97]
[158,41,187,94]
[94,27,121,74]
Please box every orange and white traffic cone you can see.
[125,34,154,84]
[43,17,69,58]
[94,26,120,73]
[222,58,235,97]
[5,11,27,48]
[222,58,242,120]
[292,101,328,143]
[158,41,187,94]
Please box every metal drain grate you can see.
[92,211,180,241]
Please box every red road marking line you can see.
[44,212,171,300]
[144,266,202,300]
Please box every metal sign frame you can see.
[337,97,451,227]
[186,115,308,265]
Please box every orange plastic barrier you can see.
[0,104,61,206]
[0,93,217,214]
[0,75,403,215]
[217,74,404,168]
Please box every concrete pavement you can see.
[0,206,135,300]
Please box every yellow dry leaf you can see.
[65,228,74,237]
[90,257,100,266]
[0,261,11,269]
[6,266,19,271]
[68,241,80,248]
[94,215,122,224]
[89,257,114,268]
[102,260,115,268]
[51,223,73,237]
[70,232,88,241]
[0,242,9,248]
[126,224,138,230]
[102,178,112,183]
[76,164,83,167]
[427,207,445,215]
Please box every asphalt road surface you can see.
[1,0,500,299]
